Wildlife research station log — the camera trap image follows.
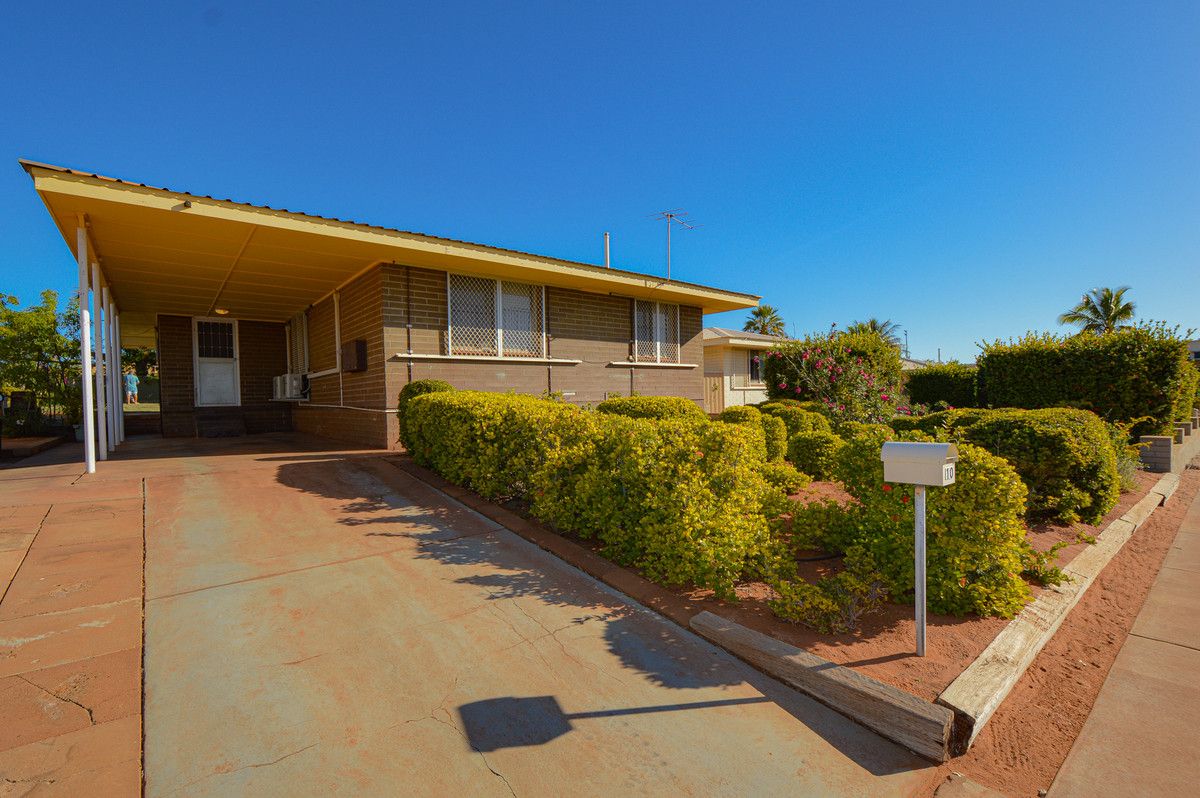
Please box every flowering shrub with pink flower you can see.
[761,329,904,424]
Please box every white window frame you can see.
[634,300,681,364]
[446,273,547,358]
[748,350,764,385]
[192,316,241,407]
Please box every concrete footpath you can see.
[1050,483,1200,797]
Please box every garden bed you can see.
[661,469,1161,702]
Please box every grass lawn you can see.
[123,402,160,413]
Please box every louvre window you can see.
[447,274,544,357]
[633,300,680,363]
[286,313,309,374]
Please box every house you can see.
[701,327,787,413]
[21,161,758,468]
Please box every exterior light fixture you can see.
[214,308,230,316]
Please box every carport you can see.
[23,161,401,471]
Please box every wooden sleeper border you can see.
[935,472,1181,755]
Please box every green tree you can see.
[1058,286,1136,334]
[743,304,786,336]
[0,290,82,429]
[122,346,157,376]
[846,318,901,346]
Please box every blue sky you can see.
[1,1,1196,361]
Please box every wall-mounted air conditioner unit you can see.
[272,373,307,400]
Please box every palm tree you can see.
[846,318,902,346]
[743,305,786,337]
[1058,287,1136,334]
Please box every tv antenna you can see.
[651,209,698,281]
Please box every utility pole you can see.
[651,210,697,281]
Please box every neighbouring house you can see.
[901,356,930,371]
[22,160,758,459]
[701,327,787,413]
[1189,340,1200,362]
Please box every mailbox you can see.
[880,442,958,487]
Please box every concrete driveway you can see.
[4,433,935,796]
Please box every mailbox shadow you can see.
[458,695,772,753]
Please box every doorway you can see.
[193,318,240,406]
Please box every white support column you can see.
[333,291,343,406]
[93,266,108,460]
[114,313,125,442]
[77,227,96,474]
[105,296,117,451]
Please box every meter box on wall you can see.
[880,442,958,486]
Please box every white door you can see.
[193,318,240,406]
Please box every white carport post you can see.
[101,287,116,453]
[107,295,120,449]
[92,264,108,460]
[114,312,125,442]
[76,225,96,473]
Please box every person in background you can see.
[124,369,139,405]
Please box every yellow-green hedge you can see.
[792,431,1033,618]
[406,391,781,598]
[397,379,455,452]
[595,395,706,420]
[891,407,1120,524]
[717,405,787,462]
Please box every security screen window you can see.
[447,274,544,357]
[633,300,680,363]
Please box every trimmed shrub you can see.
[760,403,833,437]
[762,414,788,462]
[718,405,761,424]
[405,390,587,499]
[787,430,846,480]
[761,329,904,424]
[834,420,894,441]
[719,405,787,462]
[596,395,706,421]
[1182,362,1200,414]
[397,379,455,452]
[977,325,1195,436]
[794,433,1033,618]
[769,546,886,633]
[530,415,778,597]
[905,362,977,408]
[409,391,779,599]
[757,461,812,495]
[891,407,1119,524]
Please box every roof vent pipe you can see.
[604,232,611,268]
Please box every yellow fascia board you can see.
[704,337,780,350]
[29,168,760,314]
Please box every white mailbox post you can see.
[880,441,958,656]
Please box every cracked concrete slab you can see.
[144,451,935,797]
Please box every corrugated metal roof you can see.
[703,326,788,342]
[19,159,759,303]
